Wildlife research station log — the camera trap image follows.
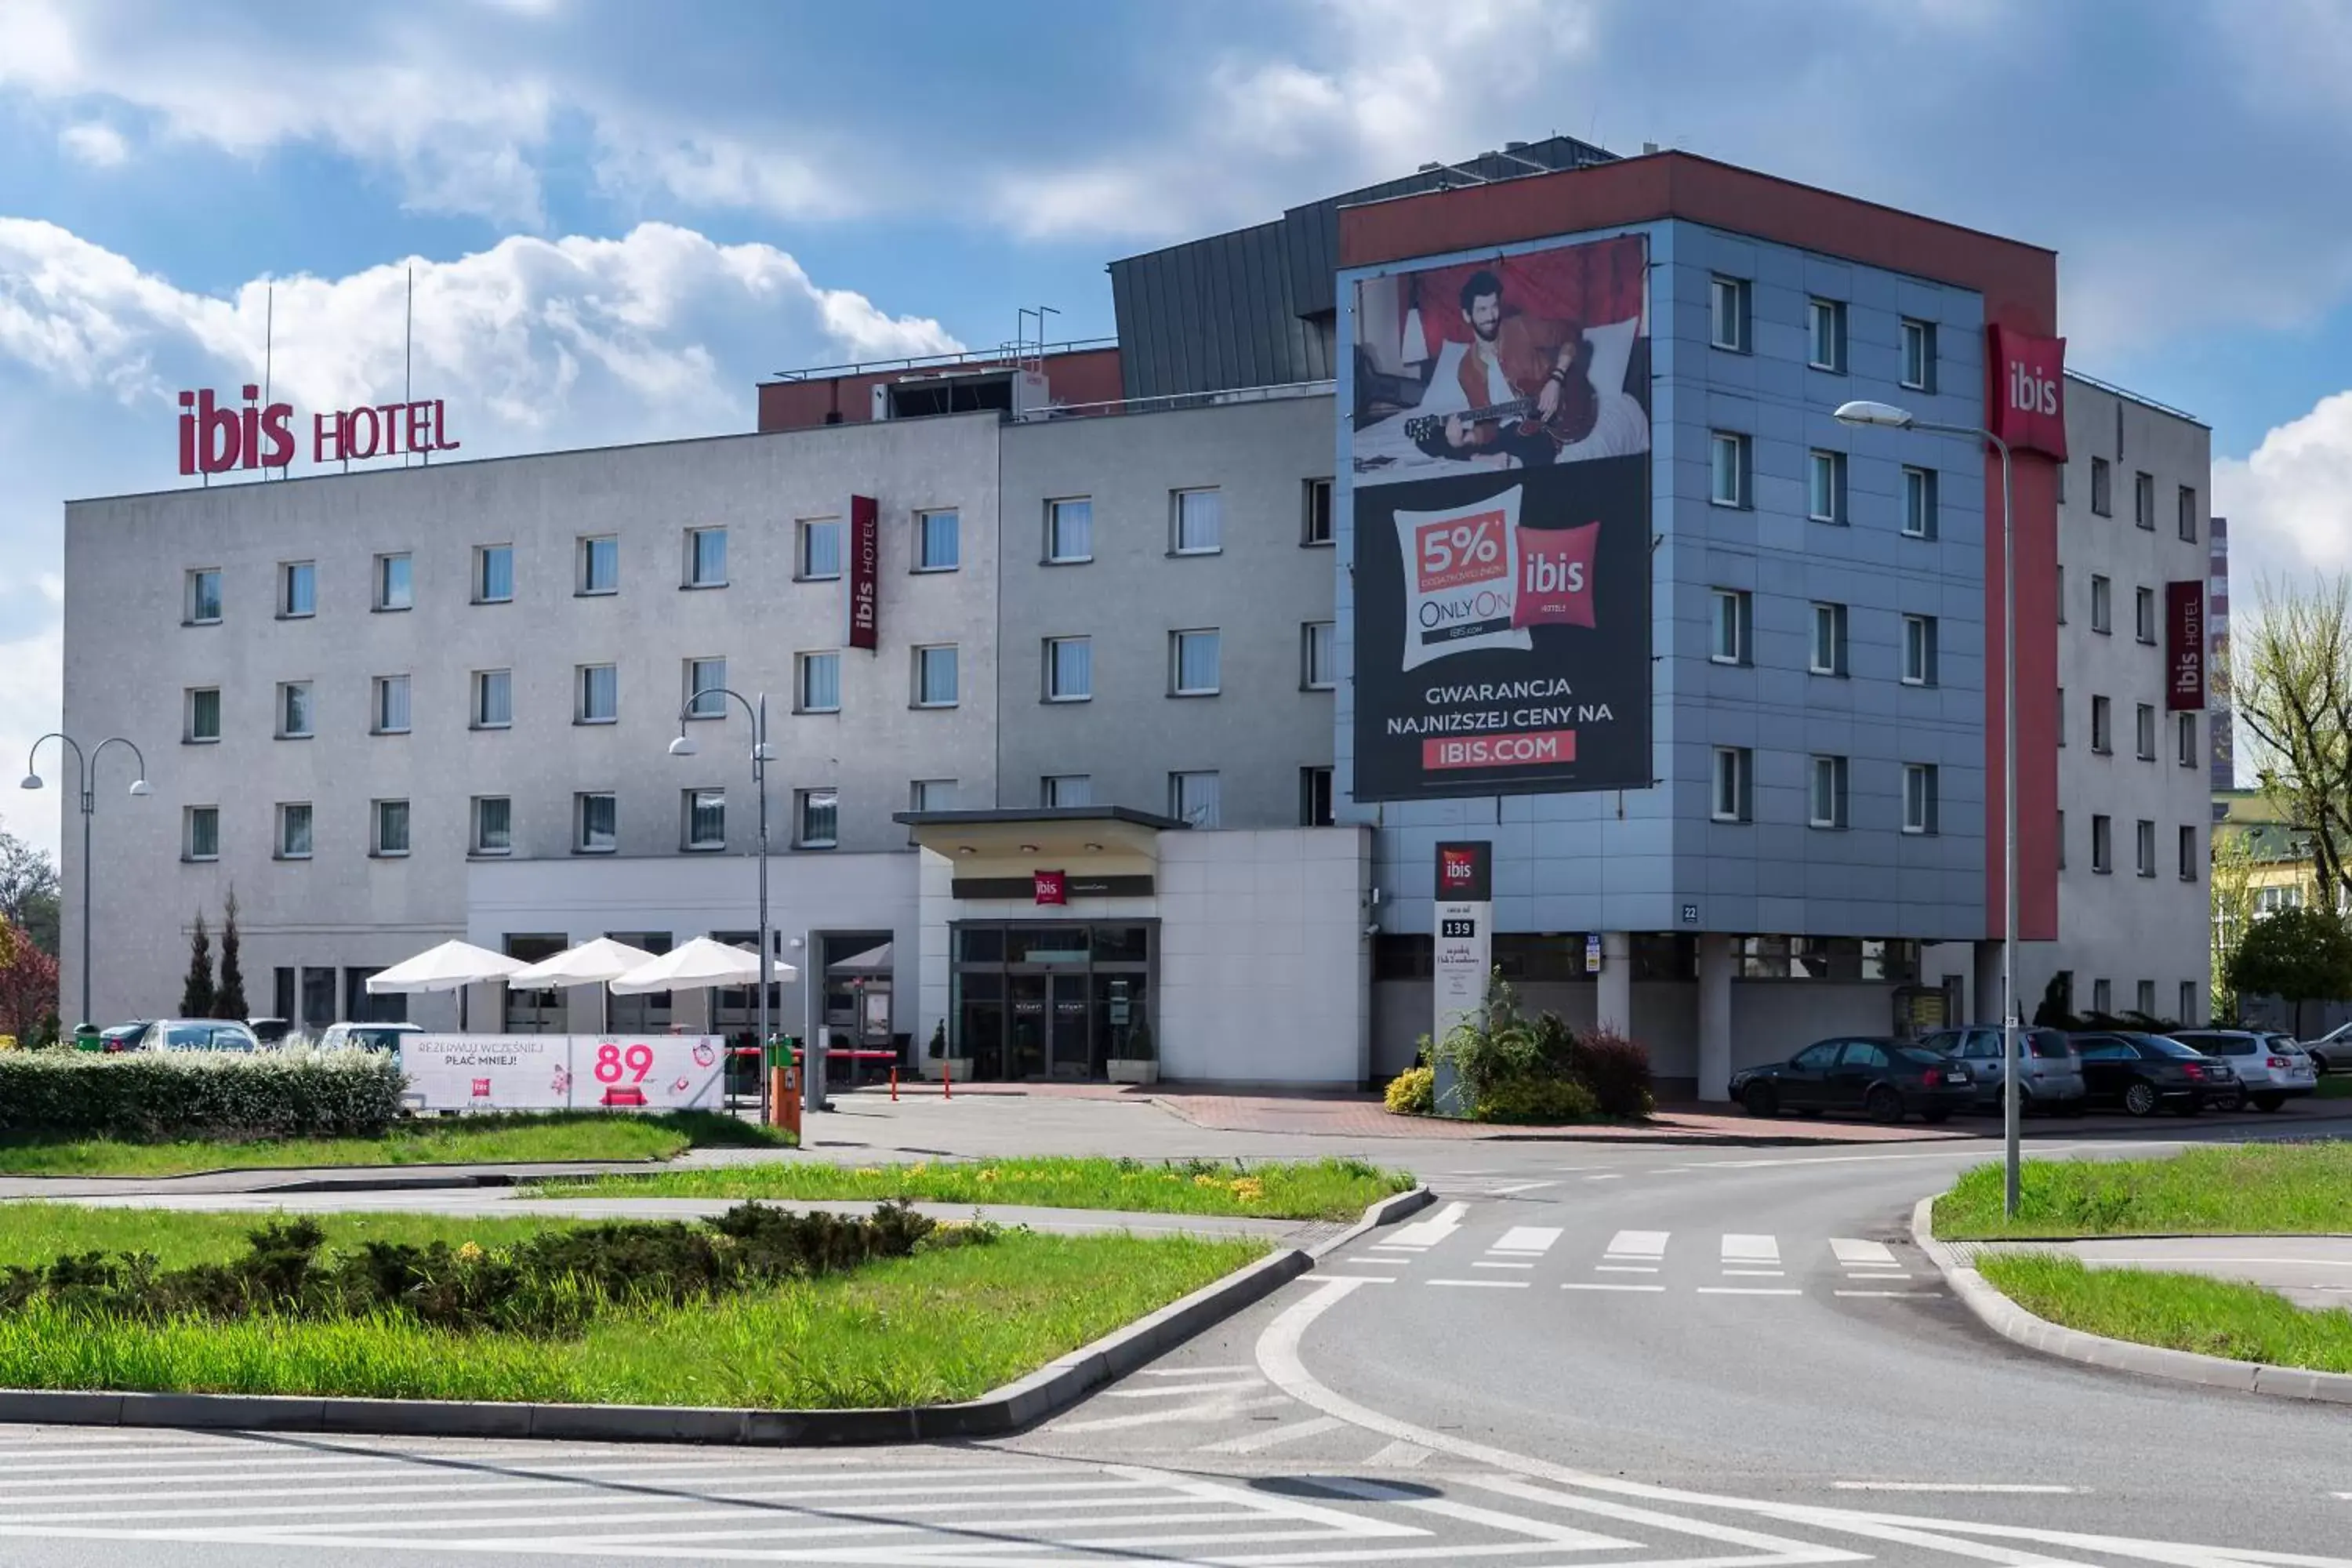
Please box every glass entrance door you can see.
[1009,975,1047,1079]
[1047,975,1091,1080]
[1007,973,1092,1080]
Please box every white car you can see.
[2169,1029,2320,1112]
[317,1021,423,1053]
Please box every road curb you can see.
[0,1186,1433,1445]
[1910,1196,2352,1406]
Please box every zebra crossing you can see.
[1328,1219,1941,1300]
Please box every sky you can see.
[2,0,2348,857]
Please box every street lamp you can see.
[21,733,152,1032]
[668,691,792,1119]
[1835,398,2021,1218]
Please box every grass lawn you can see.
[535,1155,1415,1221]
[2317,1075,2352,1100]
[1934,1141,2352,1240]
[1976,1254,2352,1374]
[0,1203,1264,1406]
[0,1111,789,1178]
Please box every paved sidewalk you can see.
[1955,1233,2352,1311]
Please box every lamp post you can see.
[1835,400,2020,1218]
[20,734,152,1032]
[668,691,775,1119]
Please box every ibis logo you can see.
[1985,325,2068,460]
[2008,360,2060,417]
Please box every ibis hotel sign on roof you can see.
[176,385,459,477]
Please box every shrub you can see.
[0,1046,405,1141]
[1570,1027,1655,1118]
[1432,976,1548,1104]
[1384,1065,1434,1115]
[1473,1077,1600,1124]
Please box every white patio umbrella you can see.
[508,936,655,1034]
[608,936,799,995]
[365,939,528,1030]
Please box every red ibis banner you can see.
[177,385,458,475]
[848,494,880,651]
[1985,325,2068,460]
[2166,580,2207,711]
[1033,870,1068,906]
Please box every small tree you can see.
[216,890,249,1021]
[180,911,216,1019]
[0,919,57,1042]
[2209,827,2262,1021]
[2225,906,2352,1039]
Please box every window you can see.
[1171,629,1221,695]
[798,518,842,580]
[914,644,960,708]
[2135,586,2157,644]
[473,669,512,729]
[1300,765,1334,827]
[577,535,619,595]
[2180,824,2198,881]
[1809,755,1849,829]
[1900,318,1936,391]
[185,687,221,743]
[2133,470,2154,530]
[475,544,514,604]
[2092,978,2111,1015]
[2056,564,2066,623]
[1810,601,1848,677]
[2091,813,2113,874]
[1808,450,1847,523]
[1711,747,1752,823]
[2090,457,2112,517]
[795,788,837,849]
[2057,687,2067,746]
[909,779,956,814]
[1047,498,1093,563]
[2137,979,2156,1017]
[1806,297,1846,372]
[372,674,411,735]
[278,681,313,739]
[280,561,316,618]
[686,657,726,719]
[2136,702,2156,760]
[1709,274,1751,352]
[684,526,728,587]
[577,664,618,724]
[184,568,222,625]
[1170,770,1221,828]
[1043,775,1091,808]
[797,652,840,713]
[2178,484,2198,543]
[2090,574,2112,633]
[1903,764,1940,835]
[915,510,959,572]
[1710,431,1751,507]
[1173,488,1221,554]
[372,799,410,858]
[276,802,313,859]
[1303,479,1334,546]
[2057,808,2066,869]
[1302,621,1337,690]
[374,553,412,612]
[574,793,617,854]
[684,789,725,851]
[183,805,219,862]
[1711,590,1752,666]
[1902,466,1938,539]
[472,796,511,855]
[2091,694,2112,753]
[2136,818,2156,878]
[2176,712,2197,768]
[1044,637,1092,702]
[1902,615,1939,686]
[2181,980,2197,1022]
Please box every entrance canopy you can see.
[365,940,527,994]
[894,805,1185,862]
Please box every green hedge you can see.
[0,1048,405,1141]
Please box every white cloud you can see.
[2214,394,2352,601]
[56,121,127,168]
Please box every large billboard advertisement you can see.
[1349,233,1652,801]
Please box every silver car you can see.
[2299,1021,2350,1075]
[2169,1029,2320,1112]
[135,1018,262,1052]
[1918,1025,2086,1115]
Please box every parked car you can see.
[1915,1026,2086,1115]
[247,1017,295,1047]
[96,1020,153,1054]
[317,1021,422,1054]
[1731,1036,1976,1124]
[2170,1029,2319,1111]
[2070,1031,2232,1116]
[132,1018,262,1053]
[2297,1020,2351,1075]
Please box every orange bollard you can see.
[942,1058,952,1100]
[770,1064,802,1138]
[889,1066,898,1102]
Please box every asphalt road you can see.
[1,1126,2346,1565]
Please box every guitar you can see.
[1403,332,1599,452]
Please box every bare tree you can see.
[2229,576,2352,911]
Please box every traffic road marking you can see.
[1696,1286,1802,1296]
[1472,1261,1535,1269]
[1493,1225,1563,1254]
[1429,1278,1530,1288]
[1488,1180,1559,1195]
[1833,1482,2078,1494]
[1722,1233,1780,1265]
[1835,1289,1941,1298]
[1562,1282,1666,1292]
[1196,1415,1345,1454]
[1603,1229,1668,1260]
[1831,1237,1898,1268]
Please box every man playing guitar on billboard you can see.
[1410,268,1598,470]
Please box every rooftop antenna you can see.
[263,282,275,478]
[405,266,417,467]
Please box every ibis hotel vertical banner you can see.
[1349,234,1653,801]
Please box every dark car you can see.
[2071,1031,2233,1116]
[1731,1036,1976,1124]
[96,1021,153,1054]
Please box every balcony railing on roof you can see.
[1014,379,1335,423]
